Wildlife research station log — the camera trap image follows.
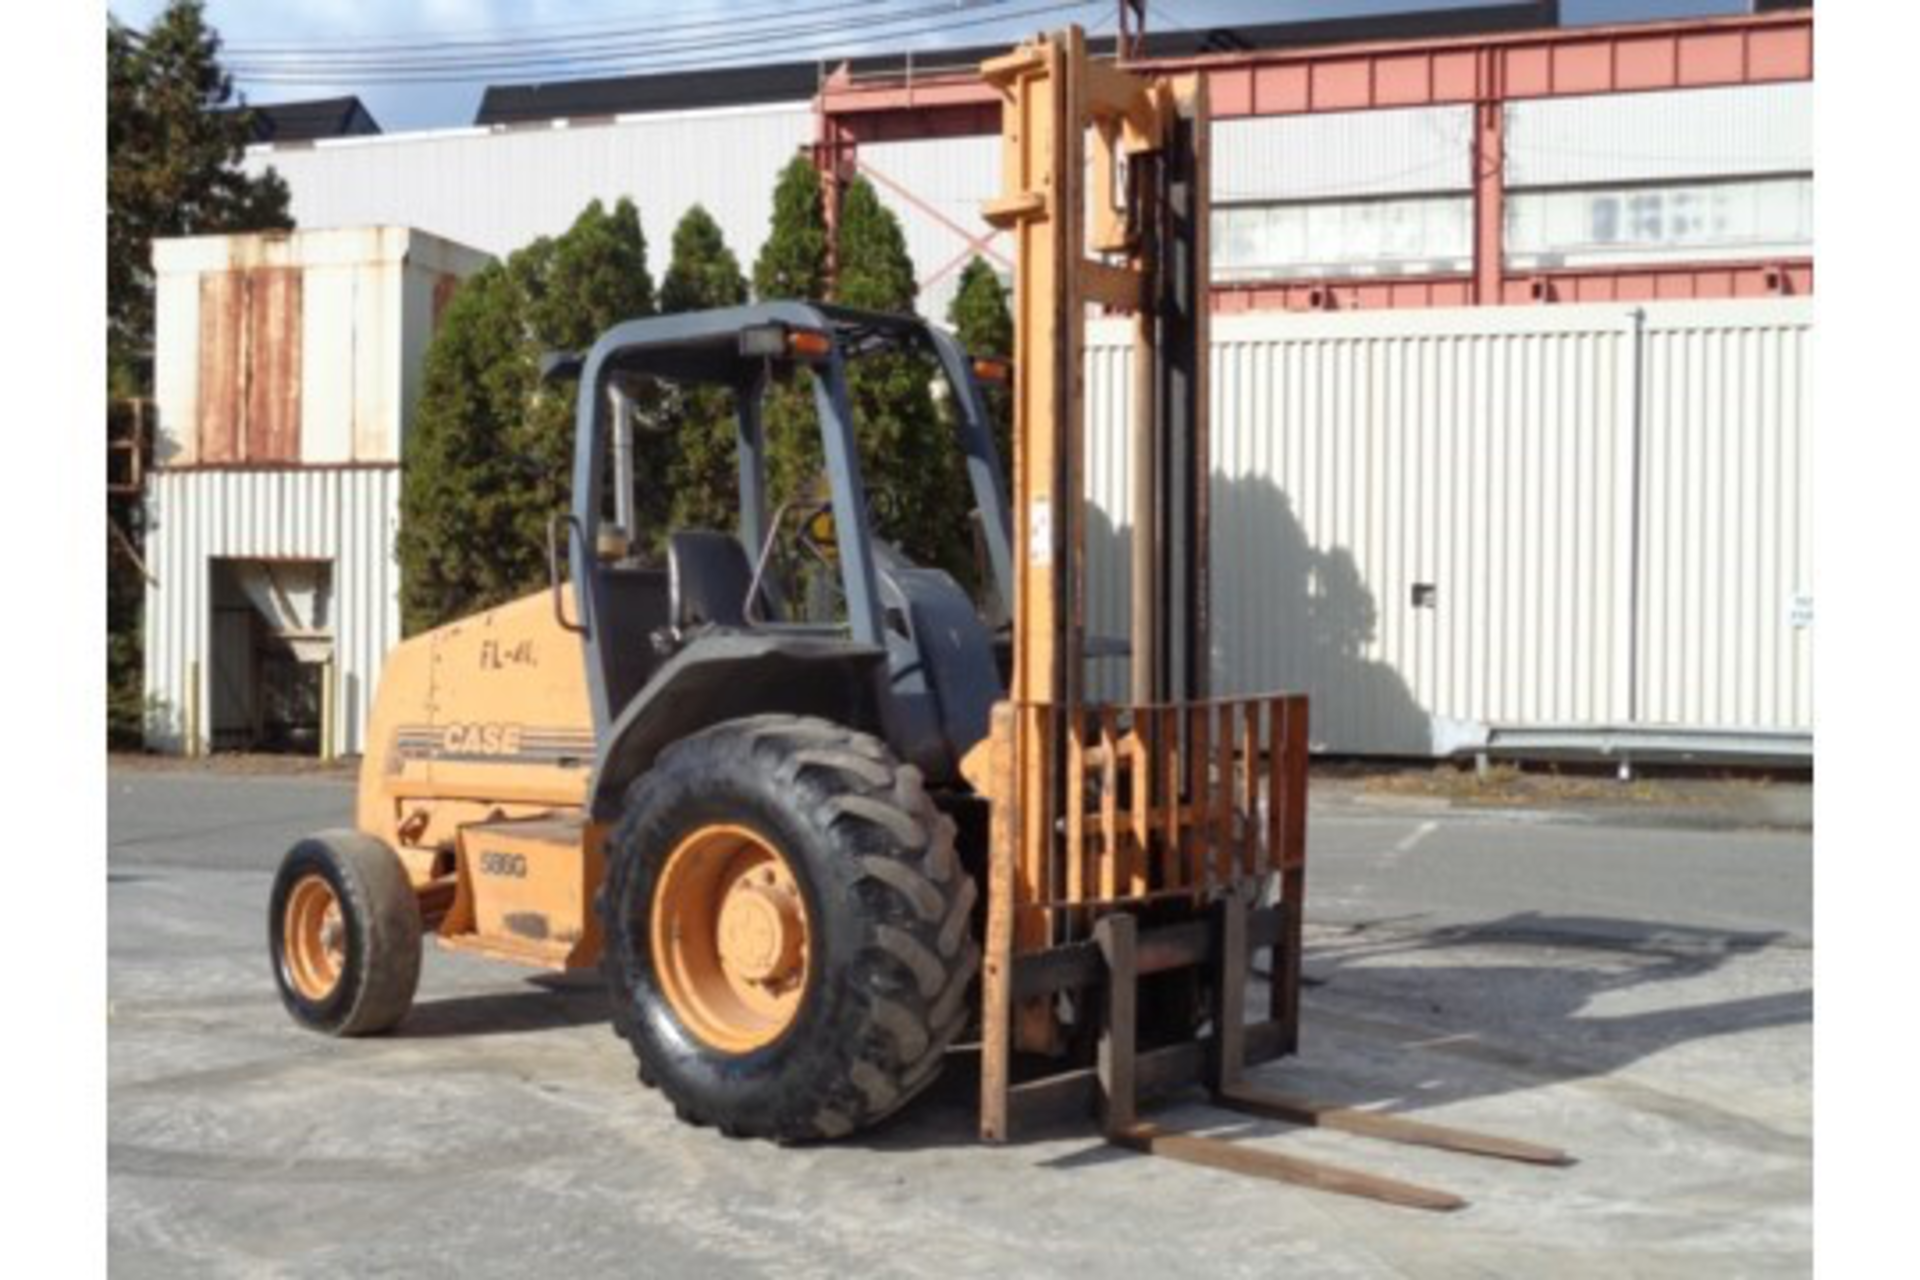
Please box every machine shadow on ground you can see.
[842,911,1807,1157]
[399,973,612,1039]
[1294,912,1810,1111]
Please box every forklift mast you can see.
[974,27,1311,1142]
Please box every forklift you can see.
[269,28,1565,1205]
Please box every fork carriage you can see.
[978,694,1310,1140]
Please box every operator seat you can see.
[667,530,773,635]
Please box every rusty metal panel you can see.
[196,273,243,464]
[154,227,490,468]
[194,268,305,464]
[395,259,468,461]
[244,268,303,462]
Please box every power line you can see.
[226,0,1077,79]
[225,0,965,54]
[228,2,1025,77]
[228,0,1098,86]
[227,0,945,59]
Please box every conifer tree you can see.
[752,156,830,303]
[399,198,655,633]
[947,256,1015,480]
[751,157,834,547]
[833,178,970,579]
[108,0,291,390]
[749,163,973,585]
[107,0,291,744]
[661,205,749,533]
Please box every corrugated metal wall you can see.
[139,305,1810,759]
[244,104,813,267]
[1638,309,1813,730]
[1084,298,1811,754]
[143,469,402,756]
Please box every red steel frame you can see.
[815,11,1813,312]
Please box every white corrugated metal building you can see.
[1083,299,1812,754]
[242,104,814,281]
[143,228,492,755]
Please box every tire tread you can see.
[598,716,979,1142]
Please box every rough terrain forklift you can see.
[270,29,1564,1204]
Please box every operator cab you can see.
[554,303,1013,797]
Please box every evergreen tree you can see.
[752,156,830,302]
[108,1,291,389]
[107,1,290,745]
[661,205,749,532]
[833,178,971,579]
[751,157,834,551]
[947,256,1015,480]
[663,204,749,314]
[399,199,655,633]
[747,163,971,587]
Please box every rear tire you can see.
[599,715,979,1142]
[269,830,422,1036]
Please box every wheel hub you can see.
[284,876,346,1001]
[651,824,812,1053]
[718,876,803,984]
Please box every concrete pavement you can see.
[109,768,1812,1278]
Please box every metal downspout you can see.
[1627,306,1647,731]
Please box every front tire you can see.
[599,716,979,1142]
[269,830,423,1036]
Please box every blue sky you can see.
[112,0,1752,133]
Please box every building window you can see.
[1506,175,1812,270]
[1213,194,1473,281]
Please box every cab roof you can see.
[580,302,945,389]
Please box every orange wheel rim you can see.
[651,823,811,1054]
[285,876,347,1001]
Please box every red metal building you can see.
[816,9,1813,314]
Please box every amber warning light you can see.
[740,324,833,361]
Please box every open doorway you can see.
[208,558,334,755]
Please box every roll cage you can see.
[562,301,1013,739]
